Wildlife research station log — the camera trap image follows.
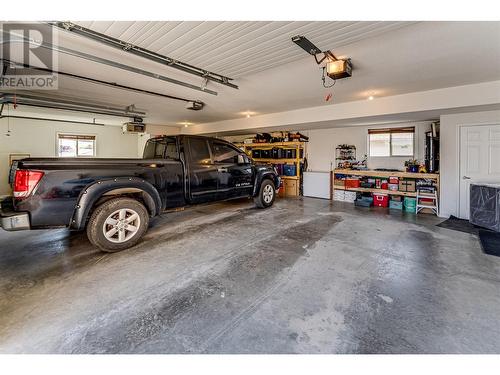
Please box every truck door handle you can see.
[217,167,228,173]
[462,176,471,180]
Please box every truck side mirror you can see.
[237,154,246,164]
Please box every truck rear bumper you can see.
[0,204,31,231]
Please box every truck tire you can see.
[86,197,149,252]
[254,179,276,208]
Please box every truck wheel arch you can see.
[253,172,278,197]
[70,178,162,230]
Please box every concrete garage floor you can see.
[0,197,499,354]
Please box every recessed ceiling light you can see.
[240,110,257,118]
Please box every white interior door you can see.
[459,124,500,219]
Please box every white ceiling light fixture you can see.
[178,121,194,128]
[368,95,374,101]
[240,111,257,118]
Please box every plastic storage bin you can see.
[260,149,271,158]
[373,193,389,207]
[344,191,357,203]
[252,149,261,158]
[355,196,373,207]
[333,190,357,203]
[283,164,296,176]
[389,200,403,210]
[470,183,500,232]
[404,197,417,213]
[345,178,361,188]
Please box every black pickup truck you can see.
[0,135,280,252]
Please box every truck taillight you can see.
[13,170,44,198]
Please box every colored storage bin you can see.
[260,149,271,158]
[360,182,375,188]
[283,164,296,176]
[252,149,261,158]
[388,183,399,191]
[373,193,389,207]
[273,164,283,175]
[272,148,284,159]
[345,178,361,188]
[404,197,417,213]
[355,196,373,207]
[389,200,403,210]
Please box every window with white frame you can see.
[368,127,414,157]
[58,134,96,157]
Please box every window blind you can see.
[368,127,415,134]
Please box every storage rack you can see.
[234,141,306,197]
[332,168,440,213]
[335,145,356,164]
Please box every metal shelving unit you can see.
[234,141,306,196]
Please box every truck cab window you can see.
[143,137,178,159]
[212,142,240,164]
[188,138,211,164]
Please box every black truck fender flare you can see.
[70,177,162,230]
[252,171,280,197]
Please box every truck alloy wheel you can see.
[254,179,276,208]
[103,208,141,243]
[87,197,149,252]
[263,184,274,204]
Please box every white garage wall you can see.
[439,109,500,218]
[302,121,431,172]
[0,118,140,196]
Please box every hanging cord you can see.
[6,104,11,136]
[321,66,336,88]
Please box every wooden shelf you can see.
[333,186,417,197]
[235,141,305,148]
[334,168,439,180]
[253,158,300,163]
[234,141,306,197]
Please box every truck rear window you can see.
[143,137,178,159]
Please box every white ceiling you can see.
[3,21,500,127]
[74,21,414,78]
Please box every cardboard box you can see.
[284,179,299,197]
[399,180,416,192]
